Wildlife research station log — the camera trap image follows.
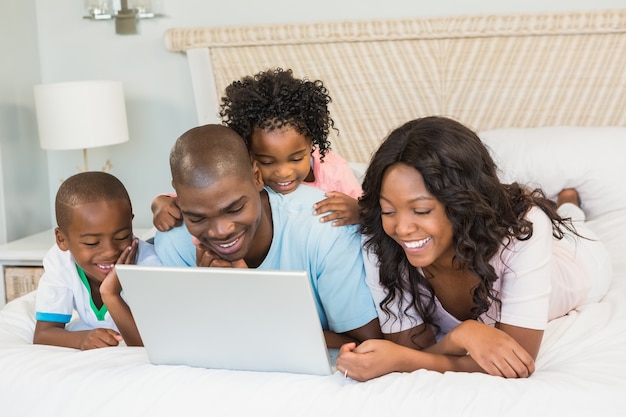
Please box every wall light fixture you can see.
[84,0,163,35]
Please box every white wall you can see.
[26,0,626,233]
[0,0,51,243]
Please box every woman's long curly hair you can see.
[360,116,573,335]
[219,68,335,161]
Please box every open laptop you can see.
[115,264,338,375]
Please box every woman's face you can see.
[379,163,455,269]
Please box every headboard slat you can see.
[165,10,626,163]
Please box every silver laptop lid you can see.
[115,264,334,375]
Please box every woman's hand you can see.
[335,339,406,382]
[447,320,535,378]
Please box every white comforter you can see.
[3,126,626,416]
[1,206,625,417]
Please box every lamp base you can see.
[79,148,112,173]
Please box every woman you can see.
[336,116,611,381]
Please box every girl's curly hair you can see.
[359,116,574,339]
[219,68,335,161]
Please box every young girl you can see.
[335,116,612,381]
[152,68,361,231]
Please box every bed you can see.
[2,9,626,417]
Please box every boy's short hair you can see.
[55,171,131,230]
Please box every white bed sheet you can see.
[1,207,625,417]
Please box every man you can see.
[154,124,381,347]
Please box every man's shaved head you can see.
[170,124,253,190]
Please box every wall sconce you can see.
[34,80,130,172]
[84,0,162,35]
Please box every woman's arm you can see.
[336,320,535,381]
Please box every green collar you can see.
[75,264,108,321]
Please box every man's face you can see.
[175,165,265,263]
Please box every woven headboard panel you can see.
[164,9,626,163]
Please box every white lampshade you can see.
[34,80,129,151]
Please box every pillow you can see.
[478,127,626,220]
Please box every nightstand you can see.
[0,229,53,308]
[0,227,155,308]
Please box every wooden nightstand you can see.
[0,228,155,308]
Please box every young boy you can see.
[33,171,160,350]
[154,124,381,348]
[151,68,361,232]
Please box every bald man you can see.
[154,124,381,347]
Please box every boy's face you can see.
[56,199,134,283]
[176,162,269,264]
[250,125,313,195]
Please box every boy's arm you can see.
[33,320,122,350]
[100,280,143,347]
[101,239,143,346]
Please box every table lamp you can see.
[34,80,129,172]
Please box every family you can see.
[32,68,612,381]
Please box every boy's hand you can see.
[151,195,183,232]
[79,328,123,350]
[313,191,359,226]
[192,236,248,268]
[101,239,137,298]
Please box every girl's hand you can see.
[151,195,183,232]
[313,191,359,226]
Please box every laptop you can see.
[115,264,338,375]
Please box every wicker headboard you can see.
[164,9,626,164]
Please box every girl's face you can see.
[55,199,134,284]
[250,125,313,194]
[379,163,455,270]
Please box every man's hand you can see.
[192,236,248,268]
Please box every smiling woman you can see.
[335,116,613,381]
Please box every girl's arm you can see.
[151,194,182,232]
